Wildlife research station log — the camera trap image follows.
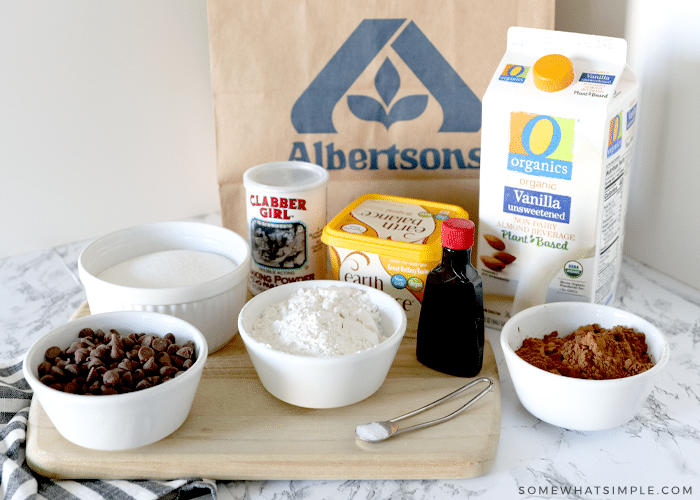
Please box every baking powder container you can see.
[243,161,329,295]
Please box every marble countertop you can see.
[2,213,699,500]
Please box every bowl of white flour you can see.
[238,280,408,408]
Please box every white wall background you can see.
[557,0,700,290]
[2,1,700,290]
[0,0,219,258]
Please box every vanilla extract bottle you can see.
[416,218,484,377]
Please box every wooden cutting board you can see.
[26,302,501,480]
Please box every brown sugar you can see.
[515,324,654,380]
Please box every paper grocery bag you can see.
[206,0,554,241]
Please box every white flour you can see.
[251,287,385,356]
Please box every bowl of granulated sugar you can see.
[237,280,407,408]
[79,221,250,353]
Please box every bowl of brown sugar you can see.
[501,302,670,431]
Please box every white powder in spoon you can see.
[355,421,391,442]
[251,286,385,356]
[97,249,236,288]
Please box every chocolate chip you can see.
[135,379,152,391]
[78,328,94,338]
[101,385,119,396]
[143,357,159,373]
[152,337,169,352]
[44,346,61,360]
[176,346,194,359]
[65,341,82,354]
[102,369,120,386]
[171,355,185,368]
[160,365,178,378]
[38,361,52,377]
[138,346,155,362]
[64,363,79,376]
[118,359,133,372]
[93,344,110,359]
[155,352,172,366]
[74,347,90,364]
[86,366,101,384]
[86,357,104,369]
[132,368,145,383]
[64,380,81,394]
[110,344,125,360]
[37,328,197,395]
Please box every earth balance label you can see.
[508,112,575,181]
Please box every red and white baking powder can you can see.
[243,161,329,295]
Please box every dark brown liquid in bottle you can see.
[416,247,484,377]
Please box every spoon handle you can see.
[389,377,493,437]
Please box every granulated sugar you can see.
[97,249,236,288]
[251,287,385,356]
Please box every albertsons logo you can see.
[291,19,481,134]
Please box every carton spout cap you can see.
[533,54,574,92]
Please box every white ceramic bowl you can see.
[23,311,207,450]
[78,221,250,353]
[238,280,407,408]
[501,302,670,431]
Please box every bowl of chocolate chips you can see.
[23,310,207,450]
[501,302,670,431]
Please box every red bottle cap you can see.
[440,218,475,250]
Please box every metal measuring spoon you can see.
[355,377,493,442]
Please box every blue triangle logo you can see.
[291,19,482,133]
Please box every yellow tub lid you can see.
[322,194,469,261]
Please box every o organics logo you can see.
[607,112,623,157]
[507,112,575,180]
[291,19,482,133]
[498,64,530,83]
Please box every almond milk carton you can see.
[477,27,639,328]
